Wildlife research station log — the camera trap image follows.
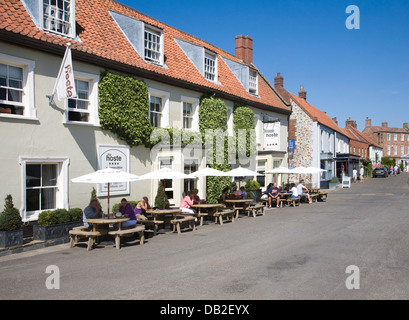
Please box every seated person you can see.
[240,186,247,200]
[234,188,243,199]
[180,190,197,215]
[289,183,299,198]
[118,198,137,228]
[297,179,312,204]
[267,182,280,208]
[134,197,150,221]
[192,189,202,204]
[83,199,102,228]
[219,187,230,207]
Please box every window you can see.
[65,72,99,125]
[160,159,173,200]
[387,145,391,156]
[257,161,266,188]
[149,88,169,128]
[402,134,405,142]
[43,0,75,37]
[184,160,198,194]
[394,145,397,155]
[183,102,194,130]
[401,146,405,155]
[0,54,36,119]
[149,96,162,127]
[144,27,162,65]
[204,52,217,82]
[387,134,391,141]
[249,70,258,95]
[394,134,398,141]
[20,157,69,222]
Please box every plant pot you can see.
[0,229,23,248]
[329,182,339,190]
[33,221,82,241]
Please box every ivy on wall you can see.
[233,104,257,159]
[99,71,152,147]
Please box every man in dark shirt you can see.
[268,182,281,208]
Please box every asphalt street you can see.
[1,173,409,300]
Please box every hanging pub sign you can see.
[264,122,281,151]
[97,145,130,197]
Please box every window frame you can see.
[0,53,36,120]
[64,71,99,126]
[249,69,258,95]
[144,25,164,66]
[19,157,69,222]
[204,51,218,82]
[41,0,76,38]
[180,96,199,131]
[148,88,170,128]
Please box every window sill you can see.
[63,121,101,128]
[0,114,39,121]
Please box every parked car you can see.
[373,167,389,178]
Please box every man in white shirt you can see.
[352,168,358,183]
[359,167,364,183]
[297,180,312,204]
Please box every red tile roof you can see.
[344,125,383,148]
[290,93,348,137]
[0,0,290,113]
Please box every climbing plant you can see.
[233,104,257,159]
[99,71,152,147]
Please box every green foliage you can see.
[99,71,152,146]
[381,156,395,168]
[363,157,373,177]
[68,208,83,222]
[149,127,202,147]
[154,182,170,209]
[0,195,22,231]
[90,188,102,212]
[37,210,58,227]
[244,180,261,200]
[400,161,405,172]
[233,105,257,159]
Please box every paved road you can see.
[1,174,409,300]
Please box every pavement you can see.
[1,173,409,300]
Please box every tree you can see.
[154,182,170,209]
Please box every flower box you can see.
[0,229,23,248]
[33,221,83,241]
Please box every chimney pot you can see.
[404,123,409,130]
[365,118,372,128]
[274,72,284,88]
[382,122,388,128]
[299,86,307,100]
[235,35,253,65]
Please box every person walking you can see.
[359,166,364,183]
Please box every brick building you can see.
[363,118,409,165]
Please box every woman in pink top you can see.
[179,190,196,214]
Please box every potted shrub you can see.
[33,208,83,241]
[245,180,261,203]
[0,195,23,248]
[329,177,340,190]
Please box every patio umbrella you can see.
[226,166,263,188]
[191,167,230,202]
[136,168,196,209]
[265,167,293,186]
[71,168,140,217]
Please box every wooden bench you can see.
[69,229,105,251]
[247,204,265,217]
[137,219,164,236]
[310,194,318,203]
[317,192,328,202]
[213,210,235,225]
[170,216,196,234]
[108,226,145,250]
[284,197,301,208]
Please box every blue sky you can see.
[121,0,409,130]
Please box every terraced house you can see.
[0,0,291,222]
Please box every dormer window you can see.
[249,70,258,95]
[42,0,75,38]
[204,51,217,82]
[144,26,163,65]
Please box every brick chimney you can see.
[365,117,372,128]
[404,123,409,130]
[345,117,357,128]
[235,35,253,65]
[382,122,388,128]
[299,86,307,100]
[274,72,284,88]
[332,117,338,125]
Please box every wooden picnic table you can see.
[145,208,195,234]
[86,217,130,233]
[310,188,320,194]
[145,209,182,221]
[191,203,223,226]
[225,199,252,219]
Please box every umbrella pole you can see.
[107,183,110,219]
[163,180,166,210]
